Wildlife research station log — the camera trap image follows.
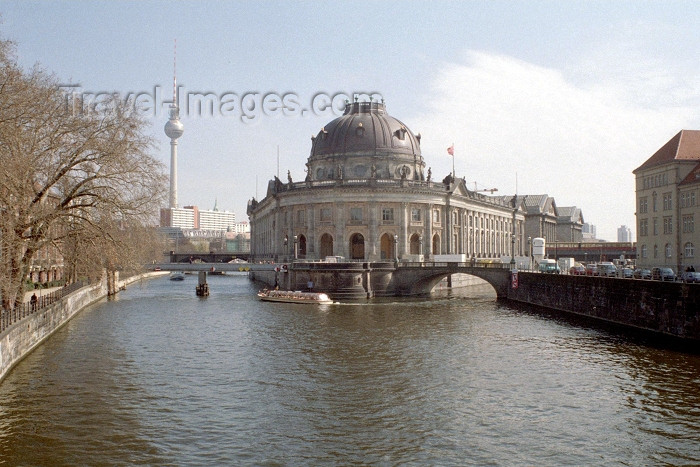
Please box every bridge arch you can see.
[392,265,511,298]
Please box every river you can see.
[0,274,698,466]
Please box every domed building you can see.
[247,100,525,263]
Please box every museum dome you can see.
[307,101,425,181]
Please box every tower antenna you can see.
[164,38,184,209]
[172,38,177,107]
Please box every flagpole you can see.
[452,142,455,178]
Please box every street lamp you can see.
[528,236,532,271]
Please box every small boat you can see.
[169,271,185,281]
[257,289,334,304]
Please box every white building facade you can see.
[247,101,526,262]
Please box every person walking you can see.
[30,293,38,311]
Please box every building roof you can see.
[309,101,422,160]
[679,161,700,186]
[557,206,583,224]
[633,129,700,173]
[521,194,556,216]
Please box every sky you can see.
[4,1,700,241]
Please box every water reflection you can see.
[0,275,698,465]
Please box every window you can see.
[411,208,421,222]
[297,210,305,224]
[382,208,394,222]
[683,215,694,233]
[320,208,332,222]
[663,192,672,211]
[681,193,687,208]
[639,219,648,236]
[350,208,363,222]
[685,242,695,258]
[433,209,440,223]
[663,217,673,234]
[654,244,658,258]
[653,218,658,235]
[652,192,657,212]
[641,244,647,258]
[692,192,697,206]
[665,243,672,258]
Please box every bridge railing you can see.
[399,261,509,269]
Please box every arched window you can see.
[409,233,421,255]
[349,233,365,260]
[641,244,647,258]
[432,234,440,255]
[320,233,334,258]
[665,244,672,258]
[297,235,307,258]
[380,233,394,260]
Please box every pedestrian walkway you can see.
[23,287,62,303]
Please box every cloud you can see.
[409,50,698,241]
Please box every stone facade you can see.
[634,130,700,271]
[248,101,526,262]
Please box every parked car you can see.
[619,267,634,278]
[569,265,586,275]
[598,262,618,277]
[585,263,599,276]
[679,271,700,283]
[651,267,676,282]
[633,268,652,279]
[538,259,561,274]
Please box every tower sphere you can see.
[165,118,184,139]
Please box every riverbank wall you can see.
[506,272,700,342]
[0,271,166,384]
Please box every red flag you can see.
[447,144,454,156]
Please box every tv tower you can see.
[164,39,184,209]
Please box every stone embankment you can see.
[507,272,700,343]
[0,271,167,383]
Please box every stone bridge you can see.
[153,260,511,299]
[264,261,512,299]
[392,263,511,297]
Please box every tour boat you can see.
[169,271,186,281]
[257,289,334,304]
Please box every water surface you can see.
[0,274,698,465]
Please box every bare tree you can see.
[0,37,167,310]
